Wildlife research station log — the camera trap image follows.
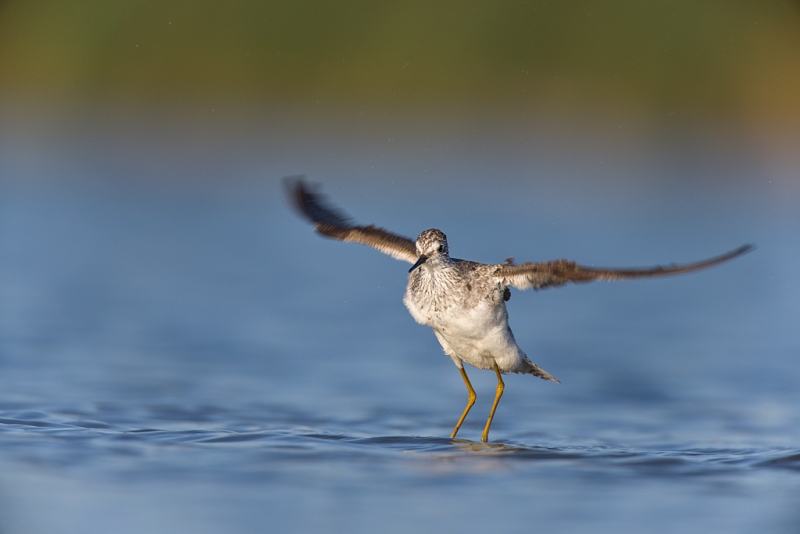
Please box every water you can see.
[1,138,799,533]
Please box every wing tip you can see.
[282,174,311,219]
[711,242,755,265]
[282,175,352,229]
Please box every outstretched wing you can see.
[495,244,754,291]
[285,176,418,264]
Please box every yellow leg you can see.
[481,363,505,443]
[450,366,477,439]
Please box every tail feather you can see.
[520,359,561,383]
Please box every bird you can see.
[285,177,753,443]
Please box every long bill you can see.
[409,255,428,273]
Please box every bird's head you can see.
[409,228,449,272]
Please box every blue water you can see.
[1,137,799,532]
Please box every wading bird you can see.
[286,178,752,442]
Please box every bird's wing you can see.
[285,176,418,264]
[494,244,754,291]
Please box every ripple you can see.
[1,406,798,484]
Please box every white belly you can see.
[403,275,525,372]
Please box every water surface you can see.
[0,143,798,533]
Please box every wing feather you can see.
[285,176,418,264]
[495,244,754,291]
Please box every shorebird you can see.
[286,178,752,442]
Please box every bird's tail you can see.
[520,359,561,383]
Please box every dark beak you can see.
[409,255,428,273]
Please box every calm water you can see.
[1,142,799,532]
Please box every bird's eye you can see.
[437,245,444,252]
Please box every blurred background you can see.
[3,0,800,121]
[1,2,799,533]
[1,0,799,190]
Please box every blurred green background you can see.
[2,1,799,122]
